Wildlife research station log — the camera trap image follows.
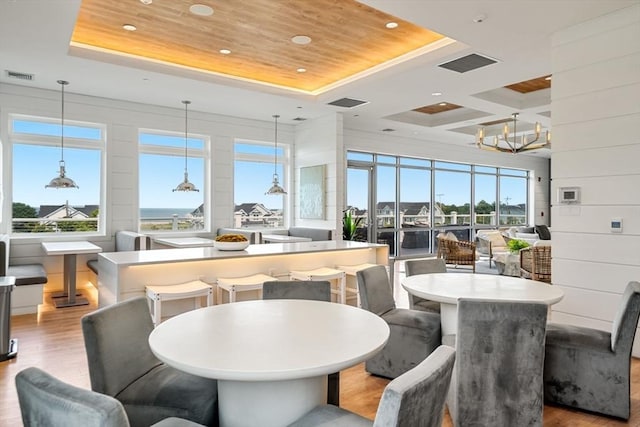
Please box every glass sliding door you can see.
[346,165,372,242]
[434,162,472,242]
[474,166,497,228]
[499,168,528,226]
[398,158,431,257]
[376,161,397,256]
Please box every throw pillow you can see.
[445,232,458,241]
[535,224,551,240]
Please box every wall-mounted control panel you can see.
[558,187,580,204]
[611,218,623,233]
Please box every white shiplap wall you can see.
[0,83,293,291]
[550,4,640,354]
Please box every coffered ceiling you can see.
[1,0,637,158]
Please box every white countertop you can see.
[100,240,385,266]
[41,241,103,256]
[149,299,390,381]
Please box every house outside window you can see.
[139,130,208,232]
[234,141,287,229]
[9,115,105,235]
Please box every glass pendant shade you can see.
[46,80,79,189]
[173,100,199,192]
[265,114,287,195]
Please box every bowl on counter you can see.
[214,240,250,251]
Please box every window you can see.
[10,115,105,235]
[347,150,530,256]
[234,141,288,229]
[139,130,208,232]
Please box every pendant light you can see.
[173,100,199,192]
[265,114,287,195]
[46,80,79,189]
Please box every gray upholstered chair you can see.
[447,298,548,427]
[15,367,205,427]
[356,265,441,379]
[262,280,338,406]
[262,280,331,302]
[404,258,446,313]
[81,297,218,427]
[287,345,455,427]
[544,281,640,420]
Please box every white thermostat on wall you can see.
[558,187,580,204]
[611,218,623,233]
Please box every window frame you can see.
[7,113,106,238]
[138,128,210,234]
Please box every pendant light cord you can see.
[57,80,68,163]
[273,114,280,175]
[183,100,191,174]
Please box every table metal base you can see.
[51,291,82,299]
[53,295,89,308]
[0,338,18,362]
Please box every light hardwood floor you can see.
[1,289,639,426]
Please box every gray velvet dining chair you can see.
[15,367,205,427]
[544,280,640,420]
[262,280,331,302]
[262,280,339,406]
[404,258,447,313]
[81,297,218,427]
[447,298,548,427]
[287,345,455,427]
[356,265,441,379]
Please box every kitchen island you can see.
[97,241,388,312]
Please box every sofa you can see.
[87,231,151,281]
[0,234,48,315]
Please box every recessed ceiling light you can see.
[296,68,306,73]
[219,49,231,55]
[291,35,312,45]
[385,22,398,29]
[140,0,152,4]
[432,92,442,96]
[122,24,137,31]
[189,4,214,16]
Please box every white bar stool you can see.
[289,267,347,304]
[216,273,277,304]
[146,280,213,327]
[336,263,378,307]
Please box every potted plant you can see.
[507,238,530,254]
[343,210,363,241]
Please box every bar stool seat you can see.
[336,263,378,307]
[216,273,277,304]
[289,267,347,304]
[146,280,213,327]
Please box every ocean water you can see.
[140,208,196,218]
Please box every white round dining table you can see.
[148,299,390,427]
[402,273,564,335]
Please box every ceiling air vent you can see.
[382,128,395,132]
[327,97,368,108]
[438,53,497,73]
[5,70,35,81]
[292,117,307,121]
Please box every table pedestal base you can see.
[53,296,89,308]
[218,376,326,427]
[440,303,458,336]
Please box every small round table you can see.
[148,299,389,427]
[402,273,564,335]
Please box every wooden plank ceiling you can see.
[72,0,446,93]
[504,75,552,93]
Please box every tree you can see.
[13,202,37,218]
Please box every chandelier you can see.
[265,114,287,195]
[476,113,550,154]
[46,80,79,189]
[173,100,199,192]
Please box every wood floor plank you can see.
[1,289,639,426]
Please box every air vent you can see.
[5,70,34,81]
[382,128,395,132]
[327,97,368,108]
[292,117,307,121]
[438,53,497,73]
